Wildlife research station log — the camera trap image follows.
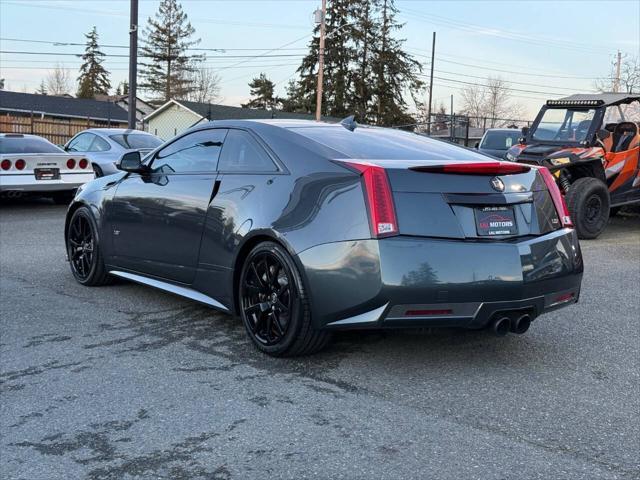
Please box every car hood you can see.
[507,143,604,164]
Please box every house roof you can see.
[0,90,129,122]
[143,98,336,123]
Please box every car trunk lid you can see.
[339,159,563,240]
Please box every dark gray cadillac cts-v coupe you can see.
[65,119,583,356]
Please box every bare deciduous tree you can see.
[46,63,73,96]
[595,55,640,94]
[461,76,525,127]
[184,67,221,104]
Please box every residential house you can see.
[144,99,333,140]
[0,90,128,144]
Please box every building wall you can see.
[146,104,203,141]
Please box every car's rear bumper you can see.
[296,228,583,330]
[0,173,94,192]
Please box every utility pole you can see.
[426,32,436,135]
[450,94,454,142]
[613,50,622,93]
[127,0,138,130]
[315,0,327,122]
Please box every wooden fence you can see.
[0,113,127,145]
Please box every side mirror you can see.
[474,142,480,149]
[118,151,147,173]
[521,126,530,138]
[596,129,611,141]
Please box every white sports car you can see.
[0,133,94,203]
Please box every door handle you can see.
[209,179,221,204]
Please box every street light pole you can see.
[315,0,327,122]
[128,0,139,130]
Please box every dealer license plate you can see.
[475,206,517,236]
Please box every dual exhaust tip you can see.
[3,191,24,199]
[491,313,532,336]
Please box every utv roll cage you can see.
[523,94,640,147]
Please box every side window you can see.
[151,129,227,174]
[67,133,94,152]
[217,129,278,173]
[90,136,111,152]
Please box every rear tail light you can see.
[78,158,88,169]
[410,161,530,175]
[66,158,76,169]
[536,166,573,228]
[340,161,398,238]
[1,159,12,170]
[15,159,26,170]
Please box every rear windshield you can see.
[290,126,488,160]
[109,133,162,150]
[0,136,63,154]
[481,130,521,150]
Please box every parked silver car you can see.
[64,128,162,177]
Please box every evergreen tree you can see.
[121,80,129,95]
[371,0,422,126]
[36,80,47,95]
[284,0,356,118]
[351,0,379,122]
[242,73,278,109]
[285,0,420,125]
[140,0,202,103]
[77,27,111,99]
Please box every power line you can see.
[427,75,566,97]
[408,50,605,80]
[399,7,632,56]
[0,50,306,59]
[0,37,309,52]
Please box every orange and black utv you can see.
[506,93,640,239]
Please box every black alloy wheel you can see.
[242,250,292,346]
[239,242,330,356]
[68,212,94,280]
[66,207,111,286]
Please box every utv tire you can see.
[239,241,331,357]
[565,177,610,239]
[66,206,112,286]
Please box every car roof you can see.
[81,128,155,135]
[192,118,339,130]
[0,133,45,138]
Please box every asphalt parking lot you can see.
[0,199,638,480]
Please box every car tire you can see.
[66,206,112,286]
[93,164,104,178]
[565,177,610,239]
[239,241,330,357]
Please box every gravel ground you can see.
[0,199,638,480]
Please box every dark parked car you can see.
[477,128,522,159]
[65,120,583,356]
